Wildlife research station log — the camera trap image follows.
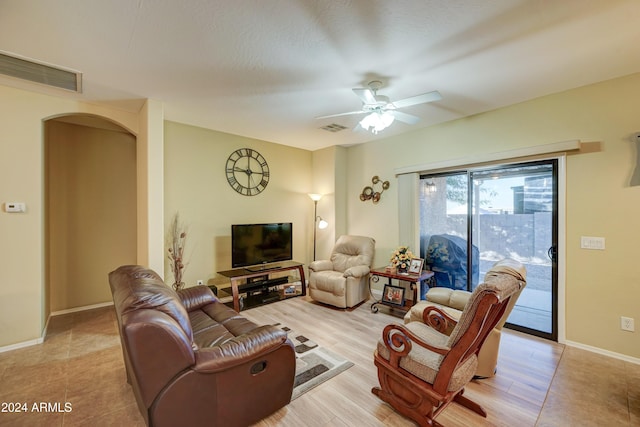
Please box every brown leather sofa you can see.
[109,265,296,427]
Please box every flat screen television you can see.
[231,222,293,269]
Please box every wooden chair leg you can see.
[453,388,487,417]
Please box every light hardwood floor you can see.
[0,295,638,426]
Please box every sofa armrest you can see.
[343,265,370,278]
[309,260,333,272]
[193,325,292,373]
[177,286,217,312]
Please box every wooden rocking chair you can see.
[372,268,524,426]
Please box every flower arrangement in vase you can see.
[167,213,189,291]
[390,246,414,274]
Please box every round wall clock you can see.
[225,148,270,196]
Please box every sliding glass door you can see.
[419,160,558,340]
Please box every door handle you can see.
[547,246,557,262]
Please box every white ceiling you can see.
[2,0,640,151]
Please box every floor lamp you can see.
[308,194,328,260]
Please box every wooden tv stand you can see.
[217,261,306,312]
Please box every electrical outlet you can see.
[621,316,635,332]
[197,279,204,286]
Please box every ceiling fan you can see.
[316,80,441,134]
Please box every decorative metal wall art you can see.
[360,175,390,204]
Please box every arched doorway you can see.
[45,114,137,316]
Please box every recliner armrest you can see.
[343,265,370,278]
[192,325,292,373]
[309,260,333,272]
[426,288,471,311]
[177,286,217,312]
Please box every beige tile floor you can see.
[0,300,638,426]
[0,307,143,426]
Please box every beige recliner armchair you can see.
[403,258,526,378]
[308,235,375,308]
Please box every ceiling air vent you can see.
[0,51,82,93]
[320,123,347,133]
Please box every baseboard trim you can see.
[565,340,640,365]
[50,301,114,316]
[0,337,43,353]
[0,301,116,353]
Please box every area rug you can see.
[279,326,354,400]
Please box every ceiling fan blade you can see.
[392,90,442,109]
[390,110,421,125]
[315,110,366,120]
[352,88,377,105]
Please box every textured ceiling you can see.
[1,0,640,151]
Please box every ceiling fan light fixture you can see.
[359,111,395,134]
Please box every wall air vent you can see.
[0,51,82,93]
[320,123,347,133]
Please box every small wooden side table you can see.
[369,267,435,317]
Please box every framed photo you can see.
[382,284,405,306]
[408,258,424,274]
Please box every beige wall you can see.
[310,147,337,260]
[163,121,313,286]
[308,145,352,260]
[342,73,640,359]
[46,120,136,312]
[0,84,142,348]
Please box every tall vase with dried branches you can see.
[167,213,188,291]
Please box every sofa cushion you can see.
[190,303,261,348]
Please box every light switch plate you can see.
[580,236,605,250]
